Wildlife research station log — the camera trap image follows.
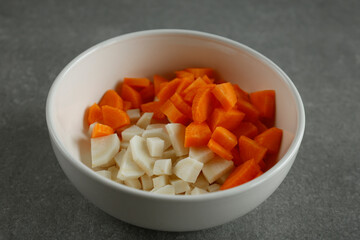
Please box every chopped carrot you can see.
[212,82,237,111]
[250,90,275,120]
[263,153,278,171]
[233,122,258,139]
[99,90,123,109]
[209,108,245,131]
[123,77,150,88]
[233,84,250,102]
[153,75,168,96]
[170,92,192,118]
[102,105,130,130]
[185,68,214,78]
[184,122,212,147]
[157,78,182,102]
[255,171,263,178]
[211,127,237,150]
[175,70,194,80]
[192,87,213,123]
[160,100,191,125]
[140,101,165,119]
[91,123,114,138]
[202,75,214,84]
[254,127,283,155]
[207,139,233,160]
[87,103,103,125]
[236,99,260,123]
[231,147,244,166]
[238,136,267,165]
[175,78,193,95]
[182,77,208,101]
[139,83,155,103]
[121,84,142,108]
[123,101,132,111]
[220,158,261,190]
[253,120,268,134]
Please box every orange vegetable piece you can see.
[170,92,192,118]
[184,122,212,147]
[123,77,150,88]
[87,103,103,125]
[211,127,237,150]
[209,108,245,131]
[202,75,214,84]
[212,82,237,111]
[233,84,250,102]
[254,127,283,155]
[102,105,130,130]
[123,101,132,111]
[139,83,155,103]
[255,171,263,178]
[157,78,182,102]
[160,100,190,125]
[236,99,260,123]
[182,77,208,102]
[233,122,258,139]
[185,68,214,78]
[253,120,268,134]
[175,70,195,80]
[153,75,168,96]
[175,78,193,95]
[208,139,233,160]
[192,87,213,123]
[220,158,261,190]
[91,123,114,138]
[231,147,244,166]
[250,90,275,120]
[263,153,278,171]
[140,101,165,119]
[121,84,142,108]
[99,90,123,109]
[238,136,267,165]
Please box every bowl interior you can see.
[48,31,299,173]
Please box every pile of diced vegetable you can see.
[86,68,283,195]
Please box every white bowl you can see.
[46,29,305,231]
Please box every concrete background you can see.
[0,0,359,239]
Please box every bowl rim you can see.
[46,29,305,202]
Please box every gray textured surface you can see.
[0,0,359,239]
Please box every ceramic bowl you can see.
[46,29,305,231]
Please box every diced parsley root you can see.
[86,67,283,194]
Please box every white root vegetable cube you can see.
[120,141,129,149]
[153,159,172,175]
[117,146,145,180]
[146,124,166,130]
[136,112,153,129]
[121,125,144,142]
[170,179,190,194]
[185,186,193,195]
[130,135,155,176]
[126,109,140,123]
[91,134,120,168]
[193,173,210,189]
[140,175,153,191]
[202,157,234,184]
[162,148,177,159]
[95,170,111,179]
[152,175,169,189]
[191,187,208,195]
[208,183,221,192]
[152,185,175,195]
[108,166,119,181]
[146,137,165,157]
[88,122,97,136]
[189,146,215,164]
[173,157,203,183]
[124,178,142,189]
[216,170,232,185]
[165,123,189,157]
[142,128,172,150]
